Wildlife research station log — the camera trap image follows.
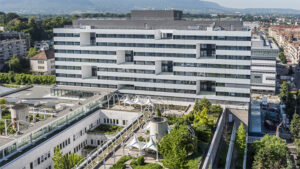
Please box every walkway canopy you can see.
[142,137,157,151]
[127,135,145,150]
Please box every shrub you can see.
[136,156,145,166]
[0,73,56,85]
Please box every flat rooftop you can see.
[0,85,116,147]
[71,10,245,31]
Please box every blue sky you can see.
[206,0,300,10]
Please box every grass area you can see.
[87,124,123,135]
[1,84,21,88]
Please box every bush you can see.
[136,156,145,165]
[0,72,56,85]
[133,163,163,169]
[111,163,126,169]
[117,156,132,164]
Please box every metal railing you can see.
[0,95,105,162]
[75,110,152,169]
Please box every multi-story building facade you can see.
[251,34,278,94]
[30,50,55,75]
[54,10,252,105]
[0,32,30,70]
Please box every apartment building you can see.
[30,50,55,75]
[251,34,279,94]
[54,10,252,105]
[268,26,300,64]
[0,32,30,70]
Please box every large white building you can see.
[54,10,253,106]
[251,34,278,94]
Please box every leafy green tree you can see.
[52,147,83,169]
[193,98,211,112]
[279,52,287,64]
[52,147,64,169]
[156,108,161,117]
[27,47,40,58]
[5,13,19,23]
[209,104,222,114]
[252,135,288,169]
[5,54,21,72]
[194,107,209,125]
[279,81,291,103]
[290,113,300,138]
[279,81,295,118]
[159,125,197,169]
[0,98,6,104]
[236,123,246,153]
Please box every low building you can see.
[30,50,55,75]
[34,40,51,51]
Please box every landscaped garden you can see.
[87,124,123,135]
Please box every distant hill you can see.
[0,0,299,14]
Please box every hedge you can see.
[0,73,56,85]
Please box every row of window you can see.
[96,42,196,49]
[135,86,196,94]
[173,35,251,41]
[55,57,116,63]
[103,118,128,125]
[54,33,80,37]
[98,76,196,85]
[96,34,154,39]
[74,140,88,153]
[174,62,250,70]
[56,81,117,89]
[134,52,195,58]
[90,139,104,146]
[56,65,81,70]
[54,41,196,49]
[216,92,250,98]
[30,151,51,169]
[98,68,155,74]
[54,33,251,41]
[56,73,82,78]
[174,71,251,79]
[54,138,71,151]
[55,49,116,55]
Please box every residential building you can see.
[30,50,55,75]
[268,25,300,64]
[251,34,279,94]
[54,10,252,106]
[34,40,51,51]
[0,32,30,70]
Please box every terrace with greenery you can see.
[87,124,123,135]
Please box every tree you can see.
[52,147,64,169]
[279,81,291,103]
[252,135,288,169]
[27,47,40,58]
[193,98,211,112]
[52,147,83,169]
[279,52,287,64]
[156,108,161,117]
[290,113,300,138]
[236,123,246,153]
[5,54,21,72]
[210,104,222,114]
[0,98,6,104]
[159,125,197,169]
[194,107,210,125]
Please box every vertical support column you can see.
[116,50,125,64]
[155,60,162,75]
[196,81,201,95]
[196,43,201,59]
